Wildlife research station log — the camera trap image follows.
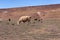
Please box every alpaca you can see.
[17,16,31,25]
[37,12,43,23]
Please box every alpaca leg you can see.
[17,21,21,25]
[40,19,43,23]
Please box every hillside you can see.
[0,4,60,21]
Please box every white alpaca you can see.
[37,12,43,23]
[17,16,31,25]
[37,12,42,19]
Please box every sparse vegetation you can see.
[8,18,11,22]
[0,15,60,40]
[34,19,38,21]
[0,4,60,40]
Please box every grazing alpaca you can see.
[37,12,43,23]
[17,16,31,25]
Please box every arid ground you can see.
[0,4,60,40]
